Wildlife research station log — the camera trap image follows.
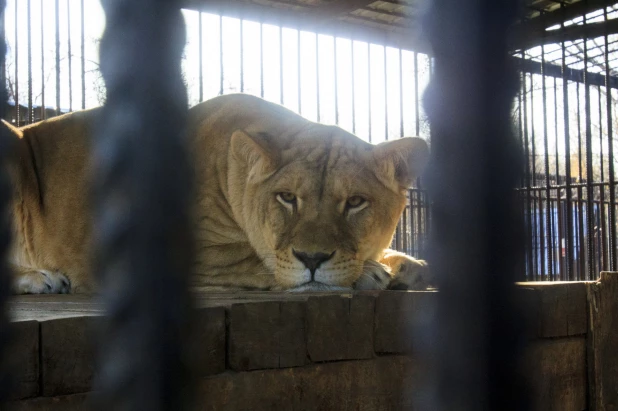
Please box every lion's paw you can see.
[13,269,71,294]
[386,255,431,291]
[353,260,393,290]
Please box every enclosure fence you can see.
[515,3,618,281]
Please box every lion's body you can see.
[8,109,97,293]
[6,94,430,294]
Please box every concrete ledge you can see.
[4,285,592,410]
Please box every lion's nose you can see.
[292,250,335,277]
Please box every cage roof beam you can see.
[512,13,618,50]
[516,55,618,88]
[182,0,431,53]
[512,0,612,46]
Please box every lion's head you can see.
[229,123,429,291]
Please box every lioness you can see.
[5,94,430,294]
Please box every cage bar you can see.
[198,11,203,102]
[80,0,85,109]
[39,0,44,120]
[27,0,32,124]
[92,1,194,409]
[66,0,72,112]
[0,0,12,401]
[423,0,526,408]
[605,6,617,272]
[14,1,18,125]
[54,0,59,116]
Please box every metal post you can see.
[92,1,194,410]
[80,0,85,109]
[604,5,617,271]
[423,0,527,408]
[0,0,13,402]
[27,0,32,123]
[40,0,45,120]
[66,0,72,112]
[54,0,60,116]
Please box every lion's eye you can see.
[346,196,366,209]
[277,192,297,204]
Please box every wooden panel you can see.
[6,321,39,400]
[192,307,227,376]
[7,393,89,411]
[306,295,374,362]
[40,317,99,397]
[228,301,307,371]
[525,338,586,411]
[197,356,417,411]
[374,291,436,354]
[518,282,588,338]
[587,271,618,411]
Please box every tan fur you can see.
[4,110,96,293]
[5,94,430,293]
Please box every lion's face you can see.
[231,125,429,291]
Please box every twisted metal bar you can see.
[423,0,528,409]
[92,1,195,410]
[0,0,14,403]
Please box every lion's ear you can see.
[1,119,22,140]
[230,130,278,175]
[373,137,429,189]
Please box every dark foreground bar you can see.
[423,0,528,409]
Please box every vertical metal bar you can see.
[554,78,559,187]
[399,48,406,252]
[367,42,371,143]
[561,6,574,279]
[577,82,585,280]
[521,56,534,279]
[351,40,355,134]
[423,0,525,408]
[40,0,45,120]
[279,25,283,105]
[334,37,338,125]
[259,22,264,98]
[403,192,409,254]
[66,0,72,112]
[80,0,85,109]
[542,41,554,279]
[240,18,244,94]
[297,30,301,114]
[410,189,417,255]
[315,34,320,122]
[219,15,223,96]
[92,2,194,409]
[598,85,607,271]
[14,0,19,124]
[584,12,595,280]
[27,0,32,124]
[553,78,560,279]
[416,186,423,255]
[605,5,616,271]
[383,46,388,141]
[414,51,420,136]
[198,12,203,102]
[399,48,404,139]
[55,0,60,116]
[0,0,13,402]
[531,72,543,280]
